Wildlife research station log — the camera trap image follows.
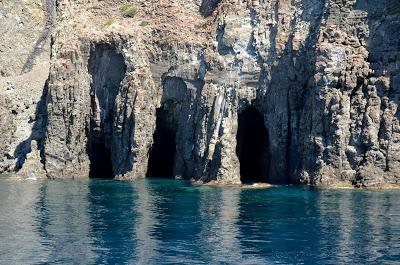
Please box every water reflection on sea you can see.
[0,178,399,264]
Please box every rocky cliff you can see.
[1,0,399,187]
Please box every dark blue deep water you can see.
[0,178,399,264]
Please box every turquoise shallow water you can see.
[0,178,399,264]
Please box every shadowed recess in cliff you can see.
[87,44,126,178]
[200,0,221,17]
[147,101,177,179]
[236,107,270,183]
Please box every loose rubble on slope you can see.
[1,0,399,188]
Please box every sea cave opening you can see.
[236,107,270,184]
[146,105,177,179]
[87,44,126,179]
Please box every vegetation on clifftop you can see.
[120,3,138,18]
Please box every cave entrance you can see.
[87,44,126,179]
[146,105,177,179]
[236,107,270,183]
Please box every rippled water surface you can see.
[0,178,400,264]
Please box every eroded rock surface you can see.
[1,0,400,187]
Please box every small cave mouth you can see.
[146,106,177,179]
[236,107,270,184]
[88,141,113,179]
[87,43,126,179]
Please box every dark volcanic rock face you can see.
[1,0,400,187]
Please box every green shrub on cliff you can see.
[139,21,150,27]
[102,19,114,28]
[120,3,138,18]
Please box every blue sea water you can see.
[0,178,399,265]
